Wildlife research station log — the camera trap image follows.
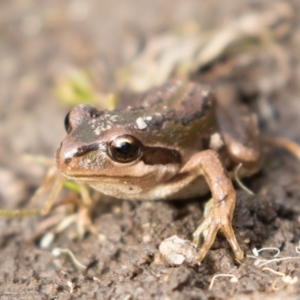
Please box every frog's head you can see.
[56,104,181,198]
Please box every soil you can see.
[1,1,300,299]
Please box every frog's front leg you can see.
[181,149,243,262]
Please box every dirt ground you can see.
[1,1,300,299]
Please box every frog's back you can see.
[118,81,219,151]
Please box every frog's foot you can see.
[38,183,98,248]
[39,204,97,248]
[192,198,243,262]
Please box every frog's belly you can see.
[87,174,209,201]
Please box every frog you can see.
[56,80,262,262]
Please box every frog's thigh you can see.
[223,133,262,176]
[217,106,262,175]
[181,149,243,262]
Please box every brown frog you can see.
[56,80,262,262]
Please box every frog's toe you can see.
[192,214,214,246]
[222,220,244,260]
[193,213,243,262]
[193,219,220,262]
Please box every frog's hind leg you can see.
[216,84,263,176]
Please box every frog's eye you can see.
[64,111,72,133]
[108,135,142,163]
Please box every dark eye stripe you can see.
[73,141,181,166]
[141,147,181,165]
[74,143,101,157]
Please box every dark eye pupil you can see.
[116,142,133,155]
[109,135,142,163]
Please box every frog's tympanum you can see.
[56,80,262,262]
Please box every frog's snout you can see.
[56,143,73,172]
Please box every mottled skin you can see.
[56,80,262,262]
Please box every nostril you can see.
[64,158,72,164]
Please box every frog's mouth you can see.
[59,161,179,181]
[58,157,182,194]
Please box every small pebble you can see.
[159,235,198,266]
